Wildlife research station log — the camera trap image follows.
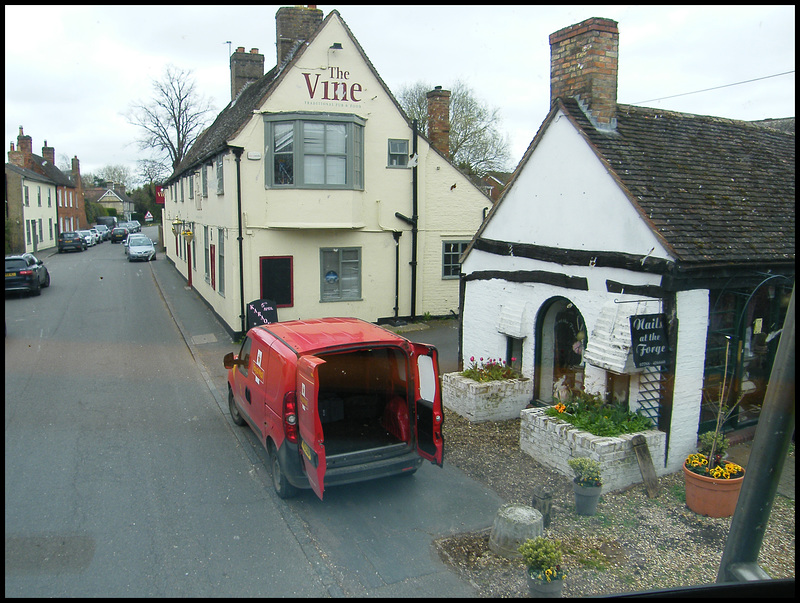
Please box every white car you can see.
[77,229,96,247]
[89,228,102,244]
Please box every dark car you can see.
[5,253,50,296]
[110,227,129,243]
[58,231,85,253]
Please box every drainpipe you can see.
[229,145,246,336]
[392,230,402,318]
[410,120,419,319]
[394,120,419,320]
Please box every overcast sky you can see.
[4,5,795,183]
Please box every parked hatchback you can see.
[110,227,129,243]
[94,224,111,240]
[58,231,84,253]
[77,230,95,247]
[5,254,50,296]
[127,237,157,262]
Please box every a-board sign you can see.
[246,298,278,330]
[629,313,669,368]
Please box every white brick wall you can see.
[519,408,667,493]
[442,372,534,422]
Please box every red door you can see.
[210,244,216,290]
[297,355,327,499]
[411,343,444,466]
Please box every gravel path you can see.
[435,409,795,597]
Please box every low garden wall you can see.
[442,373,533,423]
[519,407,668,493]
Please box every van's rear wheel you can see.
[228,388,247,426]
[269,444,298,499]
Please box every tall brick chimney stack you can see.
[275,5,323,67]
[42,140,55,164]
[426,86,451,157]
[230,46,265,100]
[550,17,619,130]
[17,126,33,166]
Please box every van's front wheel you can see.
[269,444,298,499]
[228,388,247,426]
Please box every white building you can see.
[163,6,491,334]
[459,17,794,470]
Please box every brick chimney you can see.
[16,126,33,167]
[426,86,451,157]
[230,46,265,100]
[550,17,619,130]
[42,140,55,164]
[275,5,323,67]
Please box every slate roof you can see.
[559,98,795,267]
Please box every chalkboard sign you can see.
[246,298,278,330]
[629,313,669,368]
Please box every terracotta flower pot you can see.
[683,464,744,518]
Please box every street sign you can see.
[144,211,153,222]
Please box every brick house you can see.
[162,6,491,334]
[458,17,795,471]
[85,183,135,221]
[7,126,87,235]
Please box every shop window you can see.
[320,247,361,302]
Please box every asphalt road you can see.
[5,227,503,597]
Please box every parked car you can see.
[110,227,129,243]
[128,220,142,233]
[224,317,443,500]
[95,216,118,232]
[57,231,85,253]
[5,253,50,296]
[77,229,96,247]
[127,237,157,262]
[94,224,111,240]
[89,228,103,244]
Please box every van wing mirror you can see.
[223,352,240,369]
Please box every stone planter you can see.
[442,372,533,423]
[520,408,667,493]
[526,571,564,598]
[683,464,744,518]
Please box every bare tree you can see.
[397,79,511,177]
[126,64,214,171]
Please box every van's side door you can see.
[411,343,443,466]
[297,355,327,500]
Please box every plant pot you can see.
[683,464,744,518]
[573,481,601,516]
[526,571,564,598]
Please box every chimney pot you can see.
[275,5,323,66]
[230,45,265,100]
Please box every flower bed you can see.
[442,372,533,423]
[519,407,667,493]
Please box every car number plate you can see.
[5,272,15,277]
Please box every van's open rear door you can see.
[297,355,326,499]
[411,343,443,466]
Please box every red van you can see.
[224,317,444,500]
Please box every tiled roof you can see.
[560,98,795,266]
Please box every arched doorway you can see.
[534,297,587,403]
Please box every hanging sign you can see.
[629,313,669,368]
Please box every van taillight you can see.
[283,391,298,443]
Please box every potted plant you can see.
[684,337,746,517]
[518,536,566,598]
[568,457,602,515]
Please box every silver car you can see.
[127,236,157,262]
[77,229,95,247]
